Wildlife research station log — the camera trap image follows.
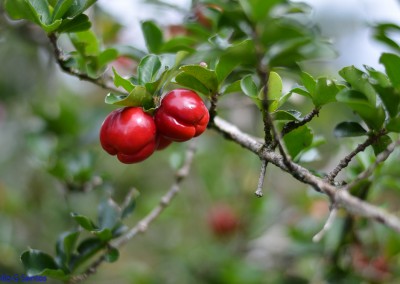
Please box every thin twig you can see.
[255,159,268,197]
[281,108,320,137]
[326,130,387,183]
[68,143,197,283]
[344,137,400,191]
[212,116,400,233]
[208,92,220,126]
[312,206,338,242]
[48,33,123,94]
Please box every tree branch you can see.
[68,143,197,283]
[212,116,400,233]
[48,33,123,94]
[281,108,320,137]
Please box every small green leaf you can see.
[4,0,36,22]
[92,228,113,241]
[160,36,196,53]
[69,30,99,56]
[272,110,302,121]
[174,73,210,95]
[57,14,91,33]
[98,198,121,230]
[333,122,368,137]
[339,66,376,105]
[239,0,281,22]
[138,54,162,85]
[52,0,74,21]
[105,86,153,109]
[380,53,400,91]
[372,135,392,156]
[241,75,258,98]
[386,117,400,133]
[21,249,59,276]
[365,65,391,87]
[112,67,135,93]
[313,77,338,107]
[56,231,79,269]
[104,248,119,263]
[336,90,385,131]
[121,199,136,220]
[267,71,283,101]
[301,72,316,94]
[222,80,242,95]
[373,85,400,118]
[26,0,51,26]
[98,48,118,69]
[283,125,313,159]
[142,21,163,53]
[71,213,98,231]
[64,0,96,18]
[178,65,218,93]
[291,87,311,99]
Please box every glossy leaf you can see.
[336,90,385,130]
[239,0,281,22]
[313,77,339,107]
[105,86,153,109]
[112,67,135,93]
[138,54,162,85]
[333,122,368,137]
[178,65,218,93]
[71,213,98,231]
[142,21,163,53]
[380,53,400,91]
[104,248,119,263]
[21,249,59,276]
[373,85,400,118]
[372,135,392,155]
[26,0,51,25]
[339,66,376,105]
[98,198,121,230]
[241,75,258,98]
[301,71,316,94]
[283,125,313,159]
[266,71,283,101]
[121,198,136,220]
[222,80,242,95]
[52,0,74,21]
[4,0,37,23]
[64,0,97,18]
[98,48,118,69]
[272,110,302,121]
[57,14,91,33]
[160,36,196,53]
[174,73,210,95]
[69,30,99,56]
[56,231,80,269]
[365,65,391,87]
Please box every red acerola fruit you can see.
[208,204,240,237]
[154,89,209,142]
[100,107,157,164]
[156,135,173,151]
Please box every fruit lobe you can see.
[154,89,209,142]
[100,107,157,164]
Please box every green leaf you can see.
[239,0,280,22]
[222,80,242,95]
[98,48,118,70]
[365,65,391,87]
[142,21,163,53]
[160,36,196,53]
[92,228,113,241]
[372,135,392,155]
[64,0,97,18]
[21,249,59,276]
[386,117,400,133]
[121,198,136,220]
[56,231,80,269]
[373,85,400,118]
[98,198,121,230]
[105,86,153,109]
[283,125,313,159]
[313,77,338,107]
[241,75,258,98]
[272,110,302,121]
[57,14,91,33]
[336,90,385,131]
[215,39,256,83]
[26,0,51,26]
[112,67,135,93]
[301,72,316,94]
[104,248,119,263]
[291,87,311,99]
[380,53,400,91]
[333,122,368,137]
[71,213,98,231]
[4,0,37,22]
[174,73,210,95]
[71,238,104,269]
[52,0,74,21]
[267,71,283,101]
[178,65,218,93]
[339,66,376,105]
[138,54,162,85]
[69,30,99,56]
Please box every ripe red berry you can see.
[154,89,209,142]
[208,204,239,237]
[156,135,173,151]
[100,107,157,164]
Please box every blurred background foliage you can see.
[0,0,400,283]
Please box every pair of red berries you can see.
[100,89,209,164]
